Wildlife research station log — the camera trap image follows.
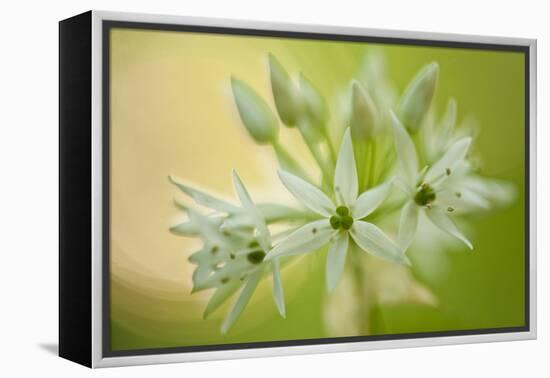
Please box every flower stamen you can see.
[414,183,436,207]
[336,206,350,216]
[330,215,341,230]
[329,207,354,230]
[247,250,266,264]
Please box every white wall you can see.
[0,0,546,376]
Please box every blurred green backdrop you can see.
[109,28,525,351]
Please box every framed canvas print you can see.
[59,10,537,368]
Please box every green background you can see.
[109,28,526,351]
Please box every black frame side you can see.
[59,10,92,368]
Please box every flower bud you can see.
[350,80,378,140]
[268,54,301,127]
[297,117,323,144]
[398,62,439,133]
[299,73,329,124]
[231,77,279,144]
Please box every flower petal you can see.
[390,112,419,185]
[223,204,304,230]
[232,170,256,211]
[398,200,419,251]
[169,175,239,213]
[186,208,225,246]
[457,189,491,210]
[350,220,409,265]
[258,203,304,223]
[193,257,252,291]
[278,170,334,217]
[169,220,199,236]
[461,176,516,206]
[203,280,241,319]
[353,179,393,219]
[424,137,471,184]
[232,171,271,250]
[192,264,214,289]
[221,267,263,334]
[437,188,490,212]
[394,176,414,196]
[266,219,334,260]
[221,213,255,230]
[437,98,457,149]
[334,128,359,206]
[326,233,349,292]
[425,208,473,250]
[271,259,286,317]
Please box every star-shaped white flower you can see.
[419,99,516,214]
[169,171,285,334]
[390,111,474,251]
[266,128,409,292]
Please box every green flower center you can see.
[247,250,266,264]
[336,206,349,216]
[330,206,353,230]
[414,183,436,206]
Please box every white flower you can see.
[168,175,299,232]
[266,128,409,292]
[169,172,286,334]
[390,111,474,251]
[448,172,516,212]
[419,99,515,213]
[422,98,458,165]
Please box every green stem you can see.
[361,141,372,191]
[376,141,396,183]
[349,246,371,334]
[272,141,314,183]
[365,197,407,222]
[355,141,364,192]
[264,209,319,224]
[320,123,337,166]
[309,141,333,184]
[413,130,426,168]
[297,128,333,192]
[367,141,376,188]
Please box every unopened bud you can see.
[398,62,439,132]
[231,77,279,144]
[350,80,378,140]
[299,73,329,124]
[268,54,301,127]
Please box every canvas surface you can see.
[107,26,527,352]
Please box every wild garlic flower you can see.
[169,172,285,333]
[422,98,459,165]
[419,99,515,214]
[266,128,409,292]
[391,112,474,251]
